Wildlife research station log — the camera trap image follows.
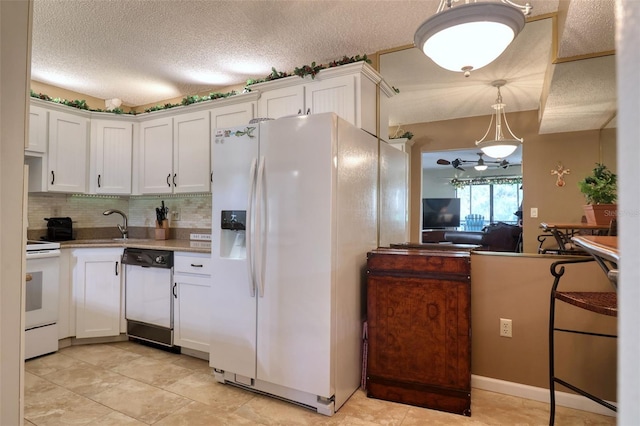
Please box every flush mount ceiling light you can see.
[475,79,523,159]
[414,0,531,77]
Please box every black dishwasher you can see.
[122,248,176,348]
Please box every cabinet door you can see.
[139,117,173,194]
[74,250,122,339]
[210,102,255,130]
[174,274,211,352]
[48,110,89,193]
[58,249,72,339]
[306,75,356,126]
[173,111,210,193]
[27,105,48,153]
[92,120,133,194]
[257,85,305,119]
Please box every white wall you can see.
[0,0,31,423]
[616,0,640,422]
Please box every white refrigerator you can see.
[209,113,378,415]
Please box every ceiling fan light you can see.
[474,164,489,171]
[414,3,525,73]
[477,140,519,159]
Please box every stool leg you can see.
[549,284,557,425]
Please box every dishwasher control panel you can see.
[122,248,174,268]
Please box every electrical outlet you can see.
[500,318,513,338]
[171,210,181,221]
[530,207,538,218]
[190,233,211,241]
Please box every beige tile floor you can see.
[25,341,616,425]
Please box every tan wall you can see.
[471,253,617,400]
[31,80,107,110]
[405,111,617,253]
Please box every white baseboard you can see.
[472,375,616,417]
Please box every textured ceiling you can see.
[31,0,616,140]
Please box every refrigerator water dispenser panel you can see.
[220,210,246,259]
[221,210,246,230]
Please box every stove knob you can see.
[155,256,166,264]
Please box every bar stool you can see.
[548,258,617,425]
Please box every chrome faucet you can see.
[103,209,128,239]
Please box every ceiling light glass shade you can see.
[475,80,523,159]
[476,140,519,158]
[474,164,489,171]
[414,3,525,74]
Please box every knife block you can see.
[155,220,169,240]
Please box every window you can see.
[457,182,522,228]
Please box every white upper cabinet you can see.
[257,85,305,119]
[48,109,89,193]
[173,110,211,193]
[138,111,210,194]
[27,104,48,153]
[90,118,133,194]
[254,62,388,137]
[210,100,256,131]
[138,116,174,194]
[306,75,356,125]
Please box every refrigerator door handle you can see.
[255,155,266,298]
[246,158,257,297]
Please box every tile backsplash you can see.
[28,193,212,231]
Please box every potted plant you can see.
[578,163,617,225]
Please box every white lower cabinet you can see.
[73,248,123,339]
[58,249,72,339]
[173,252,211,352]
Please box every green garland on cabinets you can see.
[30,53,372,114]
[451,176,522,189]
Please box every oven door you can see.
[25,250,60,329]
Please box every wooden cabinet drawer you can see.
[174,252,211,276]
[367,248,471,278]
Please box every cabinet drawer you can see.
[174,252,211,275]
[367,249,470,277]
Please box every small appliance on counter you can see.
[43,217,73,241]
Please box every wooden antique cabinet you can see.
[366,247,472,416]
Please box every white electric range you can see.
[25,240,61,359]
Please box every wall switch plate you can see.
[530,207,538,218]
[171,210,181,221]
[190,233,211,241]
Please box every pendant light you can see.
[414,0,531,77]
[475,80,522,159]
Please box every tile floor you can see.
[25,341,616,425]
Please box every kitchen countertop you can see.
[59,238,211,254]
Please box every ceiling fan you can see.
[437,153,511,171]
